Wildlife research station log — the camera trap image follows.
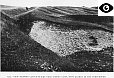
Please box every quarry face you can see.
[29,21,113,56]
[1,5,113,72]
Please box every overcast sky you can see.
[0,0,98,7]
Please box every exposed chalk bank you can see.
[29,21,113,56]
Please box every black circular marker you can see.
[99,3,113,13]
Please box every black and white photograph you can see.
[0,0,113,72]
